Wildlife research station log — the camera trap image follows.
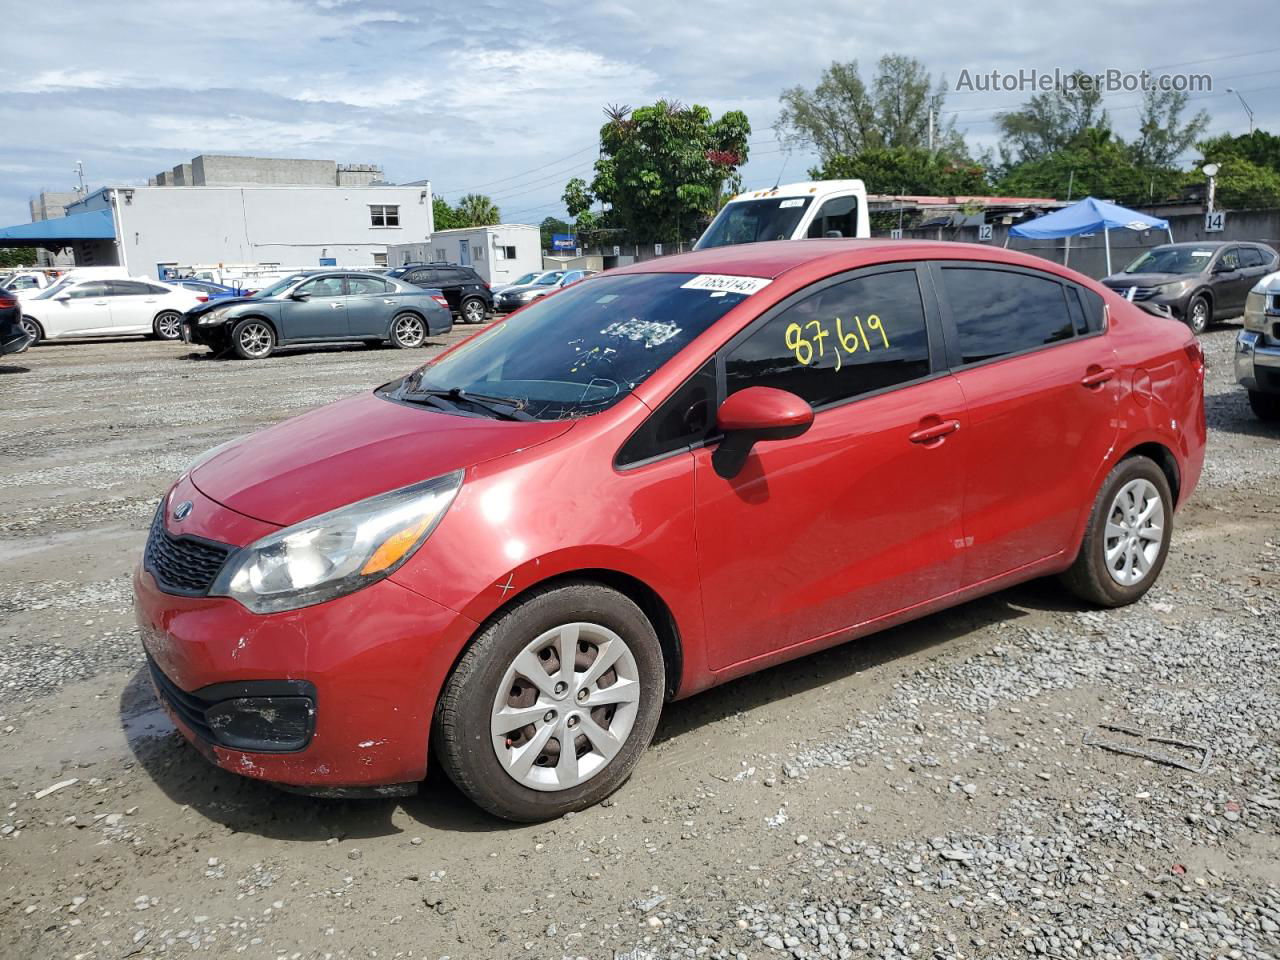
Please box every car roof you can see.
[609,238,1086,281]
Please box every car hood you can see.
[1101,272,1192,287]
[1253,270,1280,294]
[186,295,259,317]
[190,390,574,527]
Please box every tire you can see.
[1248,389,1280,422]
[435,581,665,822]
[461,297,487,325]
[19,317,43,344]
[389,312,426,348]
[1059,455,1174,608]
[1186,294,1210,335]
[230,318,275,359]
[152,311,183,341]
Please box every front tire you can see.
[153,311,183,341]
[461,297,487,324]
[230,318,275,359]
[390,312,426,348]
[1248,389,1280,421]
[1186,294,1210,335]
[435,582,665,821]
[19,317,43,344]
[1060,455,1173,607]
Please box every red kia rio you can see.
[134,240,1205,821]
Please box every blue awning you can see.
[1009,197,1168,239]
[0,208,115,243]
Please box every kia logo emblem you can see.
[172,500,193,521]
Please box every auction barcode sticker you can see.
[681,274,773,295]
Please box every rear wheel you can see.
[152,310,183,341]
[435,582,665,821]
[461,297,487,324]
[1248,389,1280,422]
[19,317,43,343]
[390,312,426,348]
[1060,455,1173,607]
[1186,294,1210,335]
[230,318,275,359]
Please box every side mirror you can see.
[1212,262,1233,274]
[290,291,311,301]
[712,386,813,479]
[54,294,71,301]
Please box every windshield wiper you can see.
[400,386,536,421]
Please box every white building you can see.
[0,155,433,279]
[388,224,540,287]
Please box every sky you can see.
[0,0,1276,228]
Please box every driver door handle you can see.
[330,302,344,309]
[909,419,960,444]
[1081,367,1116,388]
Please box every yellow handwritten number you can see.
[867,314,890,348]
[785,323,813,365]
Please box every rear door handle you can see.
[1081,367,1116,388]
[909,419,960,444]
[331,302,344,309]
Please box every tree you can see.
[432,196,463,231]
[811,147,990,196]
[1197,134,1280,208]
[997,128,1186,205]
[0,248,37,269]
[776,55,966,162]
[1132,87,1209,168]
[539,216,571,251]
[572,100,751,245]
[1198,129,1280,173]
[995,71,1109,164]
[455,193,500,227]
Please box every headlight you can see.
[1158,279,1193,297]
[1243,289,1269,332]
[518,290,540,300]
[198,307,230,325]
[211,471,463,613]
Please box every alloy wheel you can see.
[155,312,182,340]
[463,299,486,324]
[19,318,40,342]
[490,622,641,792]
[394,314,425,347]
[1103,478,1164,586]
[1189,298,1208,334]
[238,321,273,358]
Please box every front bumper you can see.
[1235,330,1280,394]
[182,318,231,351]
[134,483,478,789]
[494,297,535,313]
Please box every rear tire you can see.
[435,582,665,822]
[1186,294,1210,335]
[152,311,183,341]
[19,317,43,343]
[1248,389,1280,422]
[390,312,426,348]
[461,297,487,324]
[1059,455,1173,607]
[230,318,275,359]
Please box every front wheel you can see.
[1186,294,1210,335]
[152,311,183,341]
[1060,455,1173,607]
[461,297,487,324]
[19,317,43,344]
[1248,389,1280,422]
[390,312,426,348]
[435,582,665,821]
[230,318,275,359]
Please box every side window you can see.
[67,281,112,299]
[618,360,718,466]
[725,268,932,408]
[1239,247,1264,268]
[145,283,172,295]
[806,195,859,239]
[110,280,154,296]
[940,268,1075,365]
[1218,247,1241,270]
[439,270,463,286]
[297,277,345,298]
[346,277,388,296]
[405,270,430,285]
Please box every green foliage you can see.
[1199,130,1280,173]
[776,55,967,162]
[811,148,990,196]
[432,196,463,231]
[0,248,37,269]
[455,193,500,227]
[996,129,1188,205]
[1196,130,1280,208]
[571,100,751,245]
[539,216,571,251]
[1132,87,1209,169]
[995,71,1109,165]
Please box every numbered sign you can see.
[977,224,994,242]
[612,245,621,257]
[654,243,663,256]
[889,228,903,240]
[1204,211,1226,233]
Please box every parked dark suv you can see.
[388,263,492,324]
[0,286,33,356]
[1102,241,1279,334]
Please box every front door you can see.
[281,276,349,340]
[931,263,1120,586]
[693,265,967,671]
[1211,247,1251,315]
[52,280,116,336]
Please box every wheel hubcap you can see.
[490,622,640,792]
[465,301,483,321]
[20,320,37,340]
[1191,302,1207,328]
[158,314,180,338]
[1104,478,1164,586]
[240,323,270,356]
[396,316,424,345]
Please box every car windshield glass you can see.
[511,272,538,285]
[402,272,759,420]
[32,278,72,299]
[1123,248,1214,274]
[695,196,813,249]
[534,272,564,285]
[253,275,307,298]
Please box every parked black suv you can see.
[0,287,33,356]
[1102,241,1279,335]
[387,262,492,324]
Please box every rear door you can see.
[693,264,968,671]
[343,276,394,336]
[435,268,463,311]
[106,280,163,333]
[279,275,349,340]
[931,263,1119,587]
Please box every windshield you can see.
[509,272,538,286]
[32,278,73,299]
[400,272,761,420]
[534,272,564,286]
[1123,247,1214,275]
[253,274,309,298]
[695,196,813,249]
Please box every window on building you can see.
[370,205,400,227]
[495,245,517,260]
[725,268,932,408]
[434,247,447,262]
[372,252,388,267]
[939,267,1076,365]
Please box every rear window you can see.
[940,267,1076,365]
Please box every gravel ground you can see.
[0,322,1277,960]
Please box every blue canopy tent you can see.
[0,208,115,246]
[1006,196,1172,276]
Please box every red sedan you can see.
[134,240,1205,820]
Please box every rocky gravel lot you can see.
[0,322,1277,960]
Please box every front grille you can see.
[148,655,215,743]
[143,506,232,596]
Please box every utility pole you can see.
[927,109,935,154]
[74,160,86,197]
[1227,88,1255,133]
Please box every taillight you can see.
[431,295,449,308]
[1184,340,1204,378]
[197,296,209,303]
[0,292,16,308]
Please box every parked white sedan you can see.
[19,277,203,343]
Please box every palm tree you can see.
[456,193,500,227]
